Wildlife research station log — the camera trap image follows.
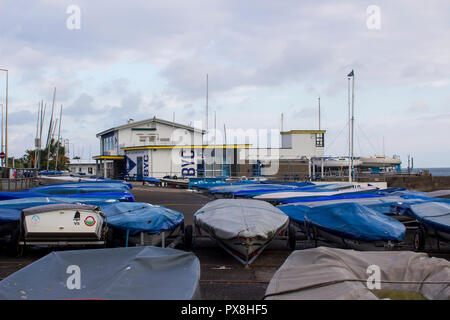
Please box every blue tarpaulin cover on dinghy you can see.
[278,205,310,224]
[102,202,184,235]
[305,203,406,242]
[143,177,161,184]
[0,246,200,300]
[276,193,385,204]
[303,203,405,242]
[393,201,450,234]
[0,208,21,223]
[0,190,135,202]
[33,181,132,189]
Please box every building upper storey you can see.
[96,117,205,156]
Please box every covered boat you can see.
[254,186,378,201]
[393,201,450,251]
[0,246,201,300]
[280,202,405,250]
[19,203,107,248]
[194,199,289,266]
[264,247,449,300]
[102,202,188,247]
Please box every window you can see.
[88,167,93,174]
[315,133,324,147]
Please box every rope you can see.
[324,120,350,155]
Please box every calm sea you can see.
[401,167,450,176]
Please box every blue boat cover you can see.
[278,202,406,242]
[296,202,405,242]
[102,202,184,235]
[278,193,386,204]
[278,204,310,224]
[143,177,161,184]
[393,201,450,234]
[0,190,134,202]
[0,208,22,223]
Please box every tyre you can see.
[105,226,115,248]
[7,226,21,257]
[287,225,296,250]
[414,228,425,252]
[183,225,193,249]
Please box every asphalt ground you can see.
[0,182,449,300]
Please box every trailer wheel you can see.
[287,225,296,250]
[183,225,193,249]
[414,228,425,252]
[7,227,21,257]
[105,227,115,248]
[306,224,318,247]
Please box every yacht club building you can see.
[94,116,326,180]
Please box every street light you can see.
[0,69,8,168]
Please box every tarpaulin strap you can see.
[263,278,450,299]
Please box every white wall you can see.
[279,132,324,159]
[124,147,200,178]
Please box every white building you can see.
[68,159,98,176]
[94,117,327,179]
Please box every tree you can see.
[21,138,70,170]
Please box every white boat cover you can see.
[255,186,378,200]
[195,199,289,240]
[265,247,450,300]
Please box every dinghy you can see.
[265,247,450,300]
[254,186,378,201]
[393,201,450,251]
[280,202,405,251]
[0,246,201,300]
[18,203,108,248]
[102,202,189,248]
[193,199,289,266]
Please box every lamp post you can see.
[0,69,8,168]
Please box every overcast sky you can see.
[0,0,449,167]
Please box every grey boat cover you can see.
[195,199,289,240]
[265,247,450,300]
[0,246,200,300]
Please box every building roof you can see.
[280,130,326,135]
[96,116,205,137]
[121,144,252,151]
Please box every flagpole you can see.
[348,77,351,182]
[351,72,355,182]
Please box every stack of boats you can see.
[0,179,188,256]
[192,178,450,261]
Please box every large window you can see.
[315,133,324,147]
[102,135,115,153]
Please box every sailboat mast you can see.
[46,88,56,170]
[55,105,63,170]
[348,77,351,182]
[351,73,355,182]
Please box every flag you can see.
[347,70,354,77]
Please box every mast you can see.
[34,102,40,168]
[351,71,355,182]
[55,105,63,170]
[348,77,351,182]
[206,74,209,139]
[46,87,56,170]
[318,97,321,130]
